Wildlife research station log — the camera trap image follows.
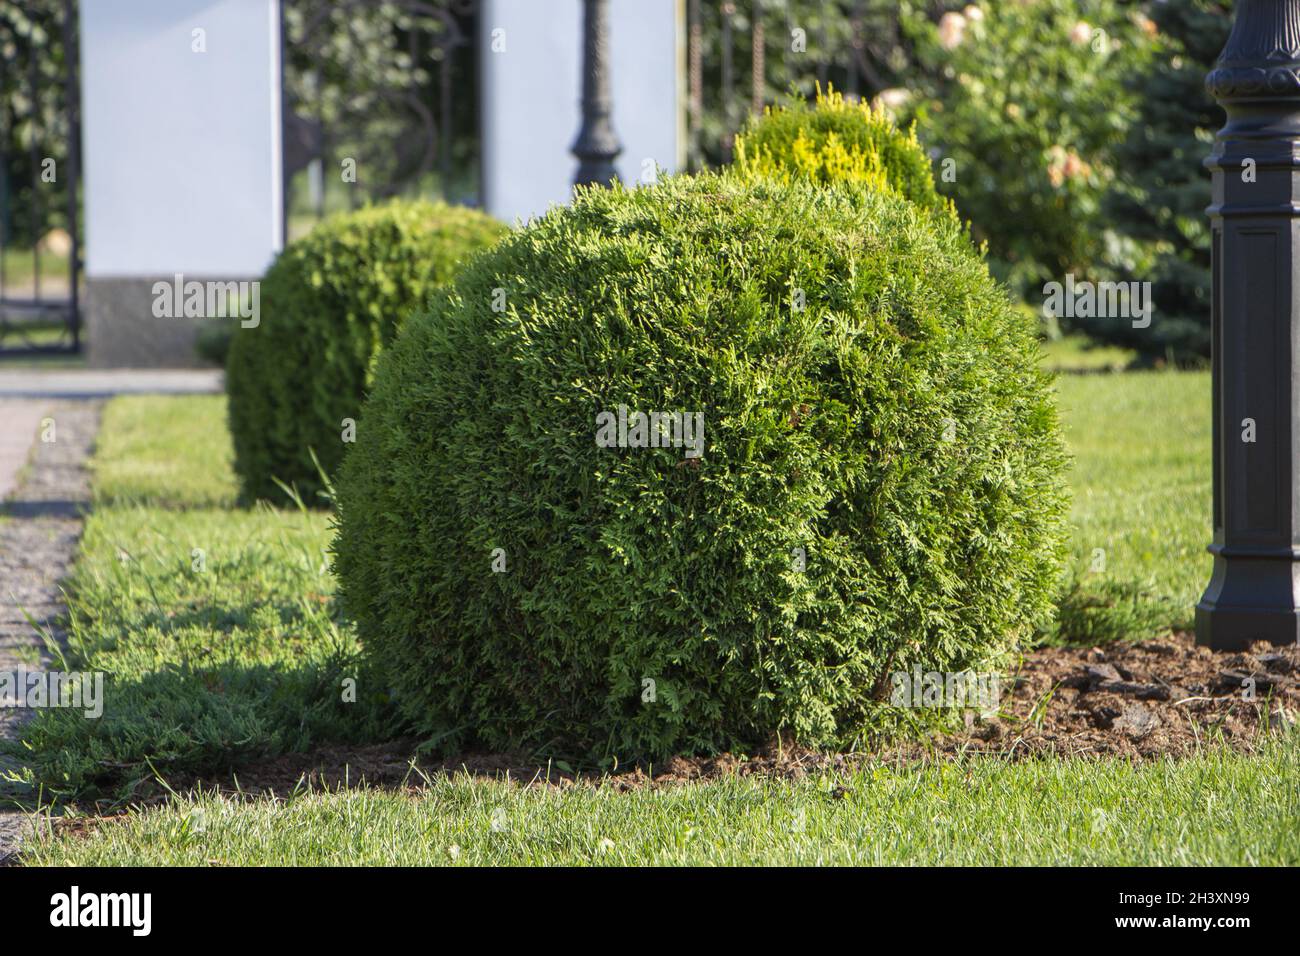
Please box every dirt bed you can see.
[906,631,1297,759]
[146,631,1298,802]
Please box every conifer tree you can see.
[1086,0,1231,361]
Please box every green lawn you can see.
[12,397,396,802]
[1039,333,1139,374]
[12,369,1271,866]
[25,738,1298,866]
[1057,370,1209,634]
[1,245,71,294]
[90,396,240,509]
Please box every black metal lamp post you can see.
[571,0,622,187]
[1197,0,1300,649]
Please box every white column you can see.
[481,0,684,224]
[79,0,282,365]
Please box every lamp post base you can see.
[1195,554,1300,649]
[1195,604,1300,650]
[1196,1,1300,651]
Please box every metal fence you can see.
[280,0,923,227]
[686,0,916,168]
[281,0,482,239]
[0,0,81,356]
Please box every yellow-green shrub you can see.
[735,87,947,215]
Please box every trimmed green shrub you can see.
[195,320,234,367]
[226,200,507,503]
[333,172,1070,763]
[734,87,947,215]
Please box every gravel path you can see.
[0,400,100,863]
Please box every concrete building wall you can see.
[76,0,683,365]
[79,0,282,367]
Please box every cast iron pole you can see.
[1197,0,1300,649]
[571,0,622,188]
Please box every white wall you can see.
[481,0,683,225]
[80,0,282,277]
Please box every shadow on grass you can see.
[1040,577,1178,647]
[5,636,405,807]
[1,499,87,520]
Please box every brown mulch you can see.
[901,631,1297,760]
[126,630,1296,807]
[43,631,1297,844]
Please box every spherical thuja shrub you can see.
[734,86,949,215]
[333,172,1068,762]
[226,199,507,503]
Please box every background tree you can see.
[899,0,1154,301]
[1083,0,1231,362]
[0,0,74,249]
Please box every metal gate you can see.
[281,0,481,240]
[0,0,81,356]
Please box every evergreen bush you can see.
[734,87,946,215]
[226,200,507,503]
[333,173,1069,762]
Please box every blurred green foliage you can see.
[900,1,1156,301]
[0,0,75,248]
[1089,0,1230,363]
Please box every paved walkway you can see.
[0,374,215,860]
[0,368,221,399]
[0,400,100,863]
[0,402,52,503]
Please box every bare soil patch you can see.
[133,630,1298,806]
[909,631,1296,759]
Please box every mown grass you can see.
[12,372,1212,803]
[7,395,398,802]
[90,395,239,509]
[25,736,1299,866]
[1039,333,1138,374]
[1057,370,1209,635]
[14,506,399,801]
[1,245,71,293]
